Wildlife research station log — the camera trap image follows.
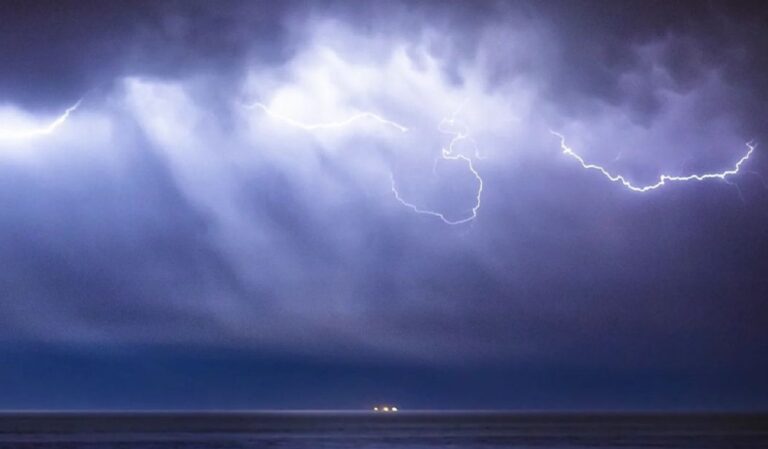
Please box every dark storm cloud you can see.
[0,0,767,408]
[0,0,296,110]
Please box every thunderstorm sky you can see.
[1,0,767,410]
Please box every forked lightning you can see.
[551,131,756,192]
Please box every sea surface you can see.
[0,412,766,448]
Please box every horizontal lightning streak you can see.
[246,102,408,132]
[0,100,81,141]
[551,131,756,192]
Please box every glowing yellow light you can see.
[382,406,390,412]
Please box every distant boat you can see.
[372,405,399,412]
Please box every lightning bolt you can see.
[0,100,81,142]
[551,131,756,192]
[390,104,484,225]
[245,102,408,132]
[246,99,483,224]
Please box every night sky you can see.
[1,0,767,411]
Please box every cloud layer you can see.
[0,0,766,372]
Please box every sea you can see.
[0,412,766,448]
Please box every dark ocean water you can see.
[0,412,766,448]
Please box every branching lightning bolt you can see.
[551,131,757,192]
[246,99,483,225]
[0,100,81,142]
[390,104,484,225]
[246,102,408,132]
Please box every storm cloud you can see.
[0,0,767,409]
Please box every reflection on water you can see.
[0,412,766,448]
